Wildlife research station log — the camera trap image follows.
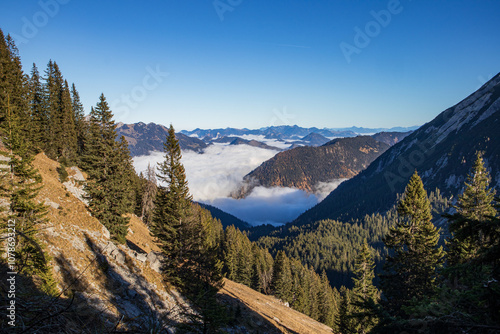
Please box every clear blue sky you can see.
[1,0,499,130]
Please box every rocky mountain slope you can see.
[26,153,330,333]
[295,72,500,224]
[234,136,389,197]
[371,131,412,146]
[116,122,207,156]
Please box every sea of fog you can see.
[133,143,344,226]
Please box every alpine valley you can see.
[1,22,500,333]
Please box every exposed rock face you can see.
[29,141,335,333]
[33,153,186,332]
[295,72,500,224]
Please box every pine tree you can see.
[28,63,47,151]
[41,61,78,162]
[59,80,77,163]
[151,127,226,331]
[140,162,157,225]
[151,124,194,286]
[317,270,336,327]
[271,250,293,304]
[351,241,379,333]
[381,171,444,315]
[447,151,496,265]
[70,83,87,158]
[337,286,354,334]
[42,60,59,158]
[0,30,30,149]
[0,30,55,292]
[84,94,130,243]
[251,244,273,294]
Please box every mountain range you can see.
[181,125,419,140]
[234,136,390,197]
[118,122,417,157]
[295,72,500,225]
[116,122,207,156]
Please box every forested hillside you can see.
[116,122,207,156]
[296,73,500,224]
[236,136,389,196]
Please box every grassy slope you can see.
[32,153,331,333]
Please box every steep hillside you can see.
[295,72,500,224]
[25,153,329,333]
[220,280,333,334]
[371,131,412,146]
[235,136,389,196]
[116,122,207,156]
[198,202,252,230]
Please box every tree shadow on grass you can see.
[83,234,181,332]
[219,289,301,334]
[0,259,109,333]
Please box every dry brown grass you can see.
[221,280,333,334]
[30,152,333,333]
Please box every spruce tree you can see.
[351,241,379,333]
[151,126,226,331]
[84,94,130,243]
[447,151,496,265]
[337,286,354,334]
[28,63,47,151]
[0,30,30,149]
[70,83,87,158]
[381,171,444,315]
[271,250,293,304]
[59,80,77,163]
[42,60,59,158]
[140,162,157,225]
[0,30,55,292]
[151,124,194,286]
[317,270,336,327]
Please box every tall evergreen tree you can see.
[151,124,194,286]
[42,61,77,162]
[337,286,354,334]
[317,270,336,327]
[70,83,87,158]
[140,162,157,225]
[271,250,293,304]
[0,30,56,294]
[447,151,496,265]
[151,125,226,332]
[381,171,444,315]
[84,94,130,243]
[28,63,47,151]
[351,241,379,333]
[59,80,77,163]
[0,30,30,149]
[42,60,59,158]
